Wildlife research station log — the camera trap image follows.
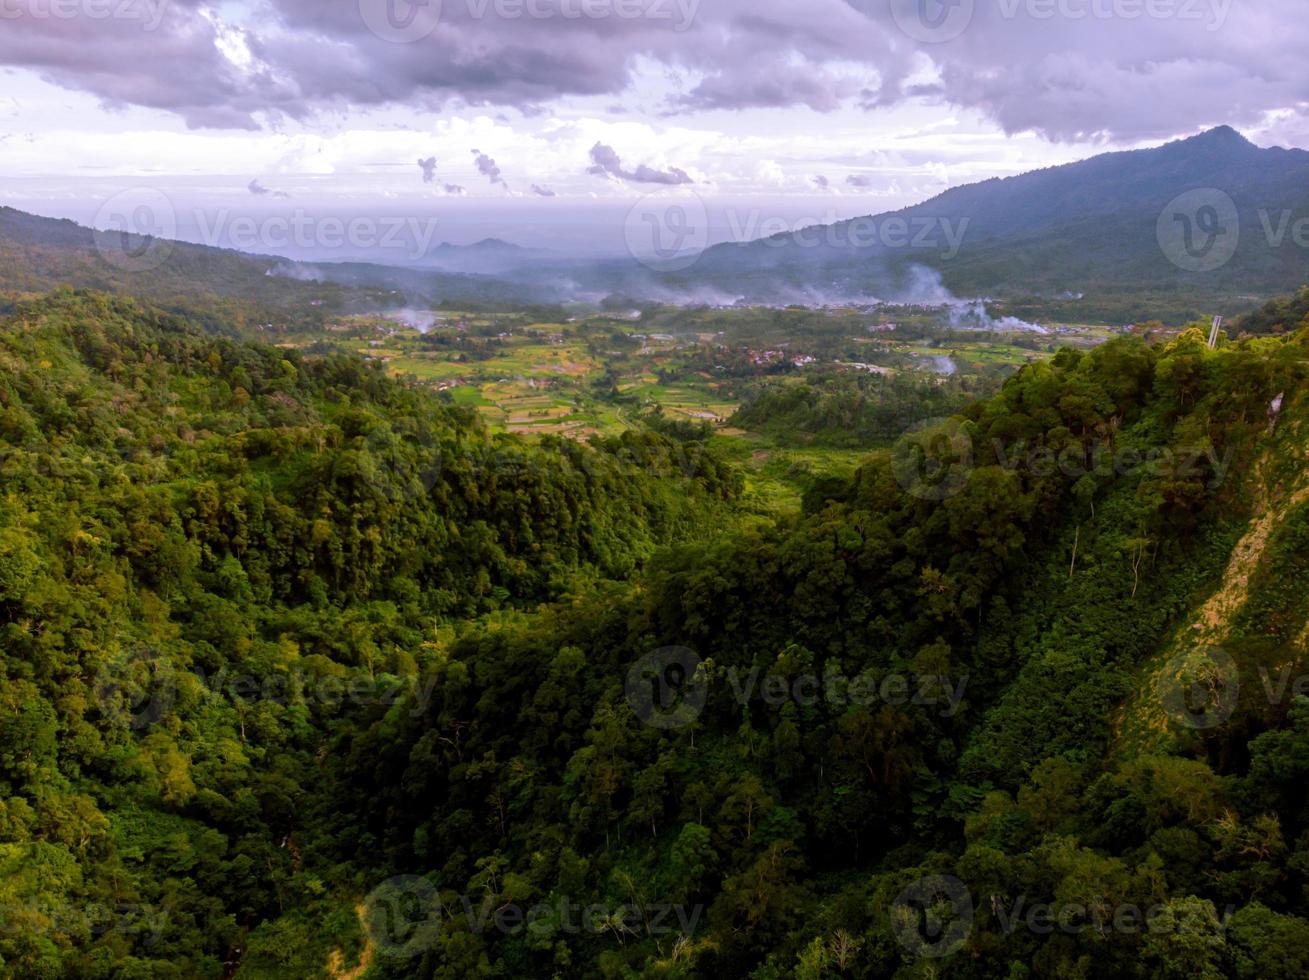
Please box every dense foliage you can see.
[0,290,738,977]
[729,370,979,447]
[5,288,1309,978]
[1239,286,1309,337]
[323,320,1309,979]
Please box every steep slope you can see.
[8,287,1309,978]
[297,315,1309,978]
[682,127,1309,305]
[0,206,369,333]
[1120,386,1309,750]
[0,290,741,977]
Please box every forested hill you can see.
[319,313,1309,977]
[1239,285,1309,337]
[0,207,371,334]
[0,208,534,335]
[7,289,1309,978]
[679,127,1309,305]
[0,290,739,976]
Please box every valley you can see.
[274,305,1124,509]
[4,59,1309,974]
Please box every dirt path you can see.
[325,904,375,980]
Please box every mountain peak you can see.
[1185,125,1254,149]
[433,238,524,253]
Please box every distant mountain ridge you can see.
[677,126,1309,305]
[4,126,1307,321]
[0,206,547,330]
[432,238,527,253]
[423,237,548,274]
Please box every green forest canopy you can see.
[3,289,1309,978]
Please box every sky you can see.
[1,0,1307,258]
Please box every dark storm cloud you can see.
[471,150,507,188]
[845,174,872,188]
[0,0,909,128]
[812,175,830,189]
[418,156,437,183]
[0,1,291,129]
[531,184,556,197]
[672,54,865,113]
[588,143,692,185]
[443,184,466,195]
[1,0,1307,143]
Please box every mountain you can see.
[0,207,549,333]
[675,127,1309,308]
[423,237,549,274]
[8,127,1304,322]
[430,238,528,256]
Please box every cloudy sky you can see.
[2,0,1307,256]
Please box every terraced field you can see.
[287,306,1098,512]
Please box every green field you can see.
[278,305,1126,512]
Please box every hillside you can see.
[301,307,1309,978]
[0,209,543,335]
[678,127,1309,310]
[5,288,1309,976]
[0,290,741,977]
[6,128,1306,326]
